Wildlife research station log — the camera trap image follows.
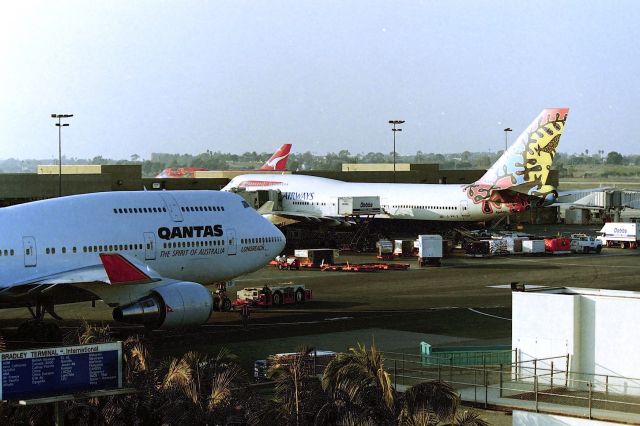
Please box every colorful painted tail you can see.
[260,144,292,171]
[476,108,569,194]
[464,108,569,215]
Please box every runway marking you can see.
[510,257,640,268]
[467,308,511,321]
[235,273,323,282]
[202,316,355,328]
[488,284,548,289]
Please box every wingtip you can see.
[100,253,154,285]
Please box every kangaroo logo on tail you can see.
[260,144,292,171]
[464,108,569,214]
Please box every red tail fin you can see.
[259,144,292,171]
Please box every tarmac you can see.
[2,224,640,424]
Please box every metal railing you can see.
[382,351,640,423]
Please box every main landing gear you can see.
[17,299,63,343]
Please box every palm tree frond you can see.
[453,410,490,426]
[161,357,192,391]
[402,380,459,423]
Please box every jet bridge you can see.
[559,189,640,222]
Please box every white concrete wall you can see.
[513,289,640,395]
[512,291,578,383]
[514,410,624,425]
[582,295,640,394]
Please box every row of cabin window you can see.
[44,244,146,255]
[162,240,224,249]
[180,205,225,212]
[241,236,283,245]
[292,201,328,206]
[114,207,167,214]
[0,249,15,256]
[392,205,458,210]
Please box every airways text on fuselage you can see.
[282,192,315,201]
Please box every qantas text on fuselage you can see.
[0,190,285,329]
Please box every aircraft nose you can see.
[270,223,286,257]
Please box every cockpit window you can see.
[241,201,250,208]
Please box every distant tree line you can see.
[0,149,638,177]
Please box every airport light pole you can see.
[389,120,404,183]
[503,127,512,152]
[51,114,74,197]
[503,127,513,228]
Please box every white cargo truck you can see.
[417,235,442,267]
[597,223,639,249]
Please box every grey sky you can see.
[1,1,639,160]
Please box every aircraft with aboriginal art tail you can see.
[222,109,569,225]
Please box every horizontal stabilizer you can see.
[257,200,275,214]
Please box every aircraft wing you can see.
[0,254,164,308]
[257,201,344,226]
[10,254,161,287]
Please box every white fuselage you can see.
[0,190,285,305]
[223,174,501,221]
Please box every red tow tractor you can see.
[274,256,301,270]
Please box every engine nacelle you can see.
[540,190,559,206]
[529,185,558,207]
[113,281,213,329]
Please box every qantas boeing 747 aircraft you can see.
[156,143,293,177]
[222,109,569,225]
[0,190,285,331]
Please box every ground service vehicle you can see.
[570,234,603,254]
[597,223,639,249]
[274,256,301,270]
[235,283,311,307]
[376,239,394,260]
[394,240,415,257]
[417,235,442,266]
[544,237,571,254]
[254,350,336,381]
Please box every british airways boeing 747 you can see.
[223,109,569,225]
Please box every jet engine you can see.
[529,185,558,207]
[540,190,559,206]
[112,281,213,329]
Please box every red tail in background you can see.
[260,144,292,171]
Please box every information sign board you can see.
[1,342,122,401]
